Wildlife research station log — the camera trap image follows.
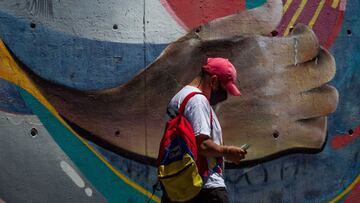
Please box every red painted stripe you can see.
[296,0,322,27]
[311,3,338,45]
[343,180,360,203]
[325,0,332,7]
[162,0,245,30]
[331,126,360,150]
[161,0,345,48]
[324,10,345,48]
[160,0,190,30]
[277,0,302,35]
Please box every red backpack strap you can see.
[178,92,204,115]
[179,91,213,131]
[178,91,213,177]
[210,108,213,132]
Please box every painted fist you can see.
[14,0,338,162]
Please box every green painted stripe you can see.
[246,0,267,9]
[17,87,157,203]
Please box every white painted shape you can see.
[145,0,186,44]
[2,112,42,126]
[6,116,23,125]
[60,161,85,188]
[0,0,186,43]
[52,0,145,43]
[84,187,93,197]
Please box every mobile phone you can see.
[240,144,251,151]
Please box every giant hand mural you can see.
[0,0,358,202]
[0,0,338,161]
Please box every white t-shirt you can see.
[166,85,226,189]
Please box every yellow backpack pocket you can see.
[158,153,202,202]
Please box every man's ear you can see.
[210,75,219,89]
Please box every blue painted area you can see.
[0,11,167,91]
[0,79,32,114]
[89,142,159,197]
[322,2,360,199]
[17,86,158,203]
[330,1,360,131]
[246,0,266,9]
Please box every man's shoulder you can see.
[187,94,208,105]
[169,85,211,112]
[178,85,201,95]
[171,86,202,101]
[185,94,210,113]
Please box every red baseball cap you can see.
[202,58,241,96]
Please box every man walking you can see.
[164,58,247,202]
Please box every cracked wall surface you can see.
[0,0,359,202]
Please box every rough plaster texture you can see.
[0,0,359,202]
[0,110,105,203]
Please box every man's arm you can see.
[196,134,247,163]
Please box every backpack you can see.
[156,92,211,202]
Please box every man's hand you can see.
[223,146,247,164]
[197,135,247,163]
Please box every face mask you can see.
[210,84,228,106]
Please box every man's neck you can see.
[188,76,211,99]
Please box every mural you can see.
[0,0,358,202]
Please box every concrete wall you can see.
[0,0,358,202]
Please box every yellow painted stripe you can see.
[332,0,340,9]
[0,40,160,203]
[283,0,294,14]
[329,174,360,203]
[308,0,326,29]
[283,0,308,36]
